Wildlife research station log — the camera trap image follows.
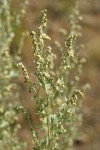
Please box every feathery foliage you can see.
[18,1,87,150]
[0,0,28,149]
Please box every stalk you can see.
[47,98,51,150]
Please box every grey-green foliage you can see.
[0,0,28,149]
[18,2,86,150]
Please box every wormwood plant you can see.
[0,0,28,149]
[18,2,86,150]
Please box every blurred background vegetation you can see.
[10,0,100,150]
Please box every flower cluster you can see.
[18,2,86,150]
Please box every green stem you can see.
[47,98,51,150]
